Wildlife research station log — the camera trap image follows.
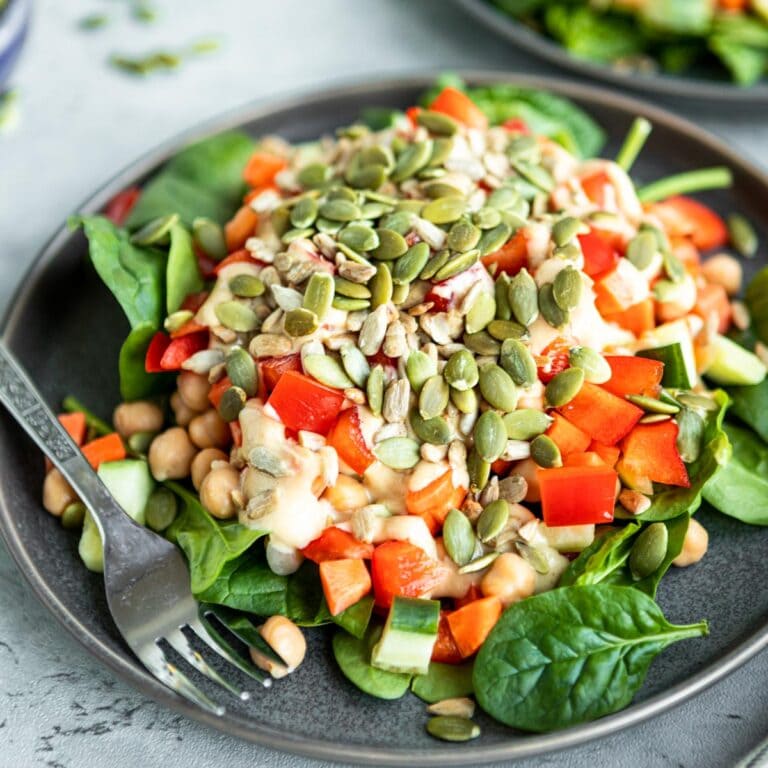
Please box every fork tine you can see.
[191,615,272,688]
[165,628,251,701]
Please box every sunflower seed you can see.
[338,261,377,284]
[391,140,433,182]
[413,217,448,250]
[427,698,475,719]
[248,446,289,477]
[499,339,537,386]
[358,305,389,355]
[249,333,292,358]
[630,522,668,579]
[130,213,179,246]
[271,284,303,311]
[465,292,496,334]
[477,499,510,543]
[552,266,583,311]
[218,386,247,422]
[383,378,411,423]
[419,375,450,419]
[478,364,518,412]
[618,489,651,516]
[383,320,408,358]
[508,268,538,327]
[393,242,431,285]
[226,347,258,397]
[373,436,420,469]
[215,301,260,332]
[443,509,476,566]
[538,283,569,328]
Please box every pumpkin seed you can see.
[506,133,538,160]
[626,231,657,271]
[435,249,479,281]
[424,180,464,199]
[499,339,537,386]
[316,217,343,235]
[347,164,387,190]
[503,409,552,440]
[415,109,458,136]
[290,196,318,229]
[130,213,179,246]
[513,160,554,192]
[340,344,370,388]
[530,434,562,468]
[360,201,393,219]
[544,367,584,407]
[337,243,373,267]
[406,350,437,393]
[370,263,393,308]
[229,274,265,298]
[487,319,529,342]
[639,413,671,424]
[659,389,684,408]
[551,216,582,247]
[370,228,408,261]
[144,489,177,533]
[662,251,686,283]
[215,300,260,332]
[391,140,433,182]
[676,407,704,463]
[422,196,467,225]
[303,272,334,320]
[477,499,510,543]
[477,222,512,257]
[271,207,291,237]
[451,386,478,415]
[429,137,454,167]
[127,430,155,455]
[508,268,538,326]
[192,217,227,260]
[457,551,498,574]
[164,310,194,333]
[410,411,451,445]
[248,446,289,477]
[393,242,430,285]
[303,354,353,389]
[487,187,520,211]
[443,509,476,566]
[568,346,611,384]
[419,375,450,419]
[226,347,258,397]
[443,349,479,391]
[318,199,361,222]
[366,364,385,416]
[676,392,720,412]
[514,540,550,574]
[374,437,420,469]
[727,213,758,258]
[539,283,569,328]
[630,522,668,580]
[297,162,331,189]
[334,276,371,300]
[478,364,517,412]
[465,447,490,491]
[552,266,582,311]
[218,386,247,422]
[464,331,500,356]
[339,223,379,252]
[461,293,493,336]
[332,295,371,311]
[494,273,512,321]
[626,394,680,414]
[327,185,358,202]
[380,210,415,235]
[447,220,481,253]
[281,227,316,244]
[473,207,502,230]
[554,242,581,261]
[420,249,451,280]
[284,307,319,337]
[474,411,507,463]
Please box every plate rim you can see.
[454,0,768,104]
[2,71,768,765]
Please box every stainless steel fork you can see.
[0,342,274,714]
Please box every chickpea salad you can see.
[43,79,768,739]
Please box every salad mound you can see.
[42,80,768,739]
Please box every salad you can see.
[40,79,768,741]
[491,0,768,87]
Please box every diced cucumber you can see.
[637,343,692,389]
[78,459,155,573]
[371,597,440,676]
[704,334,767,387]
[638,319,697,386]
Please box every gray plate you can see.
[456,0,768,105]
[1,73,767,766]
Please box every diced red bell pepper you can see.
[546,413,591,456]
[563,451,605,468]
[208,376,231,410]
[243,151,287,189]
[538,465,618,526]
[212,249,264,275]
[170,319,208,339]
[620,421,690,488]
[501,118,529,134]
[371,540,442,609]
[259,354,303,393]
[81,432,126,469]
[104,186,141,226]
[431,611,464,664]
[405,106,421,127]
[602,356,664,398]
[266,371,345,436]
[145,332,171,373]
[58,412,87,447]
[319,558,372,617]
[537,337,572,383]
[481,229,528,275]
[589,441,621,468]
[157,331,208,372]
[581,170,610,208]
[301,526,374,563]
[425,261,494,312]
[602,298,656,337]
[406,469,467,534]
[647,196,728,252]
[578,230,620,279]
[366,349,398,371]
[326,407,375,476]
[429,87,488,130]
[490,458,512,477]
[558,382,643,445]
[446,597,503,658]
[196,250,219,280]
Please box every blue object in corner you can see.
[0,0,30,89]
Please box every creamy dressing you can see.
[195,262,263,328]
[363,462,408,515]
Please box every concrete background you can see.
[1,1,767,766]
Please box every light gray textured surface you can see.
[1,1,767,766]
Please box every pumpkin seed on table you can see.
[443,509,476,566]
[416,109,459,136]
[443,349,479,391]
[727,213,758,257]
[551,216,582,247]
[515,540,550,574]
[568,346,611,384]
[487,319,528,342]
[464,292,496,335]
[508,268,538,327]
[192,217,227,260]
[530,434,562,468]
[289,196,319,229]
[544,367,585,407]
[630,522,668,580]
[458,551,498,574]
[215,301,260,332]
[226,347,258,397]
[218,386,247,422]
[450,386,478,415]
[474,411,507,463]
[477,499,510,543]
[420,250,451,280]
[405,350,437,393]
[552,266,583,311]
[229,274,265,298]
[410,411,451,445]
[303,354,353,389]
[130,213,179,246]
[626,394,680,414]
[494,273,512,321]
[391,139,433,182]
[297,162,331,189]
[422,196,467,225]
[333,295,371,311]
[419,375,450,419]
[370,263,393,308]
[393,242,430,285]
[281,227,316,244]
[499,339,537,386]
[503,409,552,440]
[366,364,385,416]
[477,223,512,257]
[370,228,409,261]
[447,219,481,252]
[477,365,517,412]
[626,231,658,271]
[467,448,491,491]
[339,223,380,252]
[318,199,361,222]
[539,283,570,328]
[434,249,479,281]
[303,272,334,320]
[284,307,319,337]
[374,437,421,469]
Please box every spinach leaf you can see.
[286,560,332,627]
[560,523,640,587]
[745,266,768,346]
[703,423,768,526]
[78,215,165,330]
[729,378,768,443]
[165,482,265,594]
[126,131,255,228]
[332,626,412,700]
[331,596,374,640]
[411,661,474,704]
[166,223,203,314]
[118,322,174,401]
[473,585,708,732]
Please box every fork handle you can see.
[0,342,139,541]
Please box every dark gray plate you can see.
[1,73,767,766]
[456,0,768,104]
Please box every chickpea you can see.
[514,458,541,503]
[188,409,231,449]
[701,254,742,297]
[672,518,709,567]
[148,427,197,481]
[321,474,370,511]
[481,552,536,607]
[43,468,78,516]
[177,371,211,412]
[170,391,197,427]
[250,615,306,678]
[199,465,240,519]
[191,447,229,490]
[112,400,164,439]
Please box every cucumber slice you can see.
[371,597,440,676]
[638,319,697,386]
[704,334,767,387]
[637,343,692,389]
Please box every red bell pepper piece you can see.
[208,376,231,410]
[81,432,126,469]
[589,440,621,468]
[546,413,591,456]
[406,469,467,534]
[563,451,605,468]
[501,117,529,133]
[490,458,512,477]
[242,151,287,189]
[647,196,728,252]
[158,331,208,372]
[446,597,503,658]
[481,229,528,275]
[259,354,303,393]
[405,106,421,127]
[371,540,441,609]
[301,526,374,563]
[104,186,141,226]
[170,319,208,339]
[431,611,464,664]
[538,465,618,526]
[558,382,643,445]
[602,356,664,398]
[326,407,375,476]
[620,421,690,488]
[319,559,372,617]
[537,337,572,383]
[581,170,610,208]
[58,412,87,447]
[266,371,345,436]
[578,230,620,279]
[212,249,264,275]
[602,297,656,337]
[145,332,171,373]
[429,87,488,130]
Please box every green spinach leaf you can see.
[118,321,174,401]
[166,223,203,314]
[411,661,474,704]
[331,596,374,640]
[560,523,640,587]
[746,266,768,346]
[473,585,708,732]
[728,378,768,443]
[286,560,332,627]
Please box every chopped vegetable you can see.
[266,371,345,436]
[319,558,372,617]
[446,597,503,659]
[371,541,441,609]
[558,382,644,445]
[538,465,618,526]
[301,527,374,563]
[620,422,691,488]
